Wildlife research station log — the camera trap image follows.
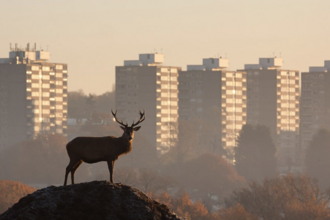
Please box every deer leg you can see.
[64,159,81,186]
[71,160,83,185]
[107,160,115,183]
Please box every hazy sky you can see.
[1,0,329,94]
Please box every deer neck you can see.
[118,136,133,154]
[119,136,133,145]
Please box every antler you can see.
[111,109,128,127]
[131,110,146,127]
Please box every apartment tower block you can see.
[178,58,247,162]
[115,53,180,154]
[242,57,300,174]
[300,61,330,168]
[0,43,68,150]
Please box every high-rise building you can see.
[242,57,300,174]
[178,58,247,162]
[0,43,68,150]
[115,53,180,154]
[300,61,330,167]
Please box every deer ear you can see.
[133,126,141,131]
[120,126,126,131]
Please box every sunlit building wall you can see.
[178,58,247,163]
[300,61,330,169]
[0,44,68,150]
[242,57,300,174]
[115,53,180,154]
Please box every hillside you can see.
[0,181,181,220]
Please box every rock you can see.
[0,181,182,220]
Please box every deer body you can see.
[64,110,145,186]
[67,136,132,163]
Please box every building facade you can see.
[178,58,247,162]
[0,44,68,150]
[300,61,330,168]
[242,57,300,174]
[115,53,180,154]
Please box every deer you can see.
[64,110,145,186]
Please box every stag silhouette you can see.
[64,110,145,186]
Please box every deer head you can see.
[111,110,145,141]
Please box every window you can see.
[31,66,39,71]
[236,116,242,120]
[161,117,168,122]
[42,66,50,71]
[56,81,63,86]
[56,73,62,78]
[42,75,50,80]
[42,84,50,88]
[56,65,63,70]
[42,92,50,97]
[32,83,39,88]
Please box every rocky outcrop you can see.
[0,181,181,220]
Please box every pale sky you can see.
[1,0,329,94]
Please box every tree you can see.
[68,90,115,120]
[153,192,217,220]
[162,120,200,164]
[68,90,88,118]
[224,174,330,220]
[0,134,90,185]
[235,124,276,182]
[305,129,330,189]
[85,93,96,120]
[164,153,246,205]
[0,180,36,214]
[162,117,226,165]
[95,91,115,115]
[218,204,257,220]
